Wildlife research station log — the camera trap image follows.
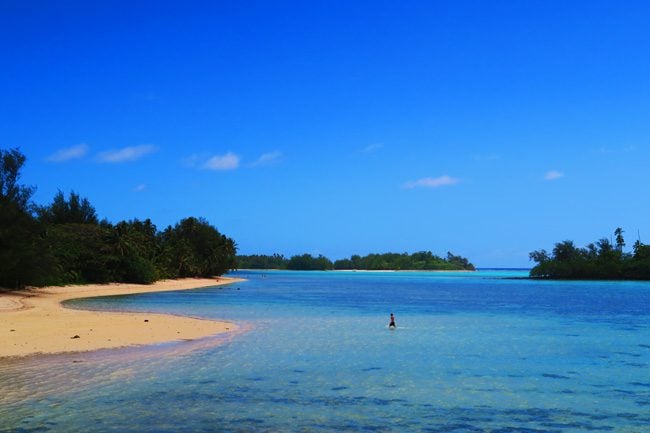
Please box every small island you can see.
[529,228,650,280]
[237,251,476,271]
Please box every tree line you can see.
[237,251,475,271]
[529,228,650,280]
[0,148,237,288]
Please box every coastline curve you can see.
[0,277,245,359]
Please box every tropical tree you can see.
[106,219,159,284]
[38,190,98,224]
[0,148,50,287]
[158,217,237,278]
[530,228,650,280]
[237,253,288,269]
[0,148,35,212]
[614,227,625,252]
[286,253,333,270]
[1,147,238,288]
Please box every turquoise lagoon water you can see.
[1,270,649,432]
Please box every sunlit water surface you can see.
[1,270,649,432]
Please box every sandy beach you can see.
[0,277,244,359]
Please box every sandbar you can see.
[0,277,244,359]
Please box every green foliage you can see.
[236,254,287,269]
[0,148,35,212]
[119,255,158,285]
[158,217,237,278]
[446,252,475,270]
[38,190,98,224]
[334,251,475,271]
[0,200,52,287]
[287,254,334,270]
[235,251,475,271]
[44,223,115,284]
[0,147,237,289]
[615,227,625,252]
[106,219,160,284]
[624,242,650,279]
[529,228,649,280]
[0,148,46,287]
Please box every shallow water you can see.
[1,270,649,432]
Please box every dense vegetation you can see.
[236,254,333,270]
[0,148,237,288]
[236,253,289,270]
[529,228,650,280]
[237,251,475,271]
[334,251,475,271]
[287,254,334,270]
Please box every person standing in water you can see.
[389,313,396,329]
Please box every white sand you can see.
[0,277,243,358]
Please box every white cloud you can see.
[404,175,461,189]
[97,145,157,163]
[47,143,89,162]
[544,170,564,181]
[251,150,282,167]
[133,184,147,192]
[361,143,383,153]
[203,152,240,170]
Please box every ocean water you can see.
[1,270,649,432]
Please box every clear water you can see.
[1,270,649,432]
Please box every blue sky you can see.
[2,1,649,267]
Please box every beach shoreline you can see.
[0,277,244,359]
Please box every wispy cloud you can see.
[361,143,383,153]
[404,175,461,189]
[597,145,637,154]
[251,150,282,167]
[203,152,240,170]
[133,184,147,192]
[544,170,564,181]
[47,143,89,162]
[97,145,157,163]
